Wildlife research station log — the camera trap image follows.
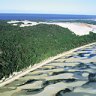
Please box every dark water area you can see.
[0,14,96,21]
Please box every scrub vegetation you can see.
[0,20,96,79]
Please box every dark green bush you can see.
[0,21,96,79]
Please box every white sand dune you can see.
[45,22,96,36]
[7,20,96,36]
[7,20,20,24]
[53,23,93,36]
[8,20,38,27]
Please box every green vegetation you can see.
[0,20,96,79]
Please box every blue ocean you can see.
[0,14,96,21]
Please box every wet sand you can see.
[0,43,96,96]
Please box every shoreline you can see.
[0,42,96,87]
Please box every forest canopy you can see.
[0,20,96,79]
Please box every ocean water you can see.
[0,14,96,21]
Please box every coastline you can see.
[0,42,96,87]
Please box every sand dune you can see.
[8,20,96,36]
